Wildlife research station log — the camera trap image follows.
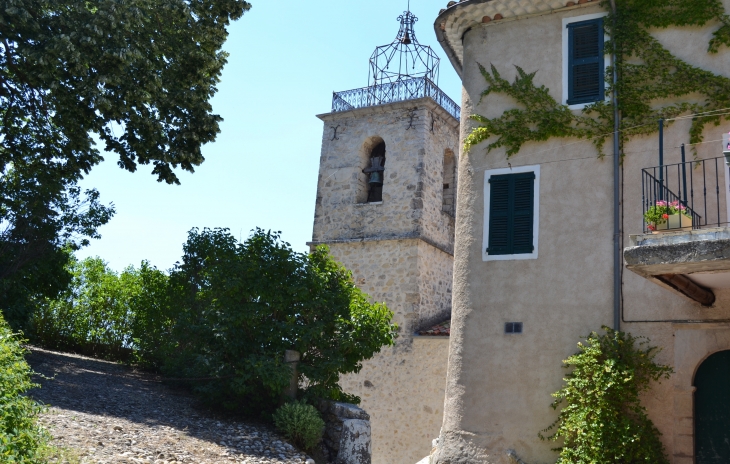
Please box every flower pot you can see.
[652,213,693,233]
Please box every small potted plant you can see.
[644,200,692,233]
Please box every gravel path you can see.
[27,347,314,464]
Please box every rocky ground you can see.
[27,347,314,464]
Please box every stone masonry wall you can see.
[327,240,452,464]
[417,240,454,330]
[339,337,450,464]
[418,104,460,254]
[325,239,452,337]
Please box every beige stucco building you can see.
[308,10,461,464]
[428,0,730,463]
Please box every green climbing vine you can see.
[539,328,673,463]
[464,0,730,158]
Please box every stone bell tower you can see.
[308,8,460,464]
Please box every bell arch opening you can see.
[358,137,386,204]
[442,148,456,216]
[694,349,730,463]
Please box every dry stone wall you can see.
[317,401,372,464]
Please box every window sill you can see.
[483,252,538,262]
[356,201,383,206]
[566,98,607,111]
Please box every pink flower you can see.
[670,201,679,207]
[656,200,667,206]
[648,224,656,231]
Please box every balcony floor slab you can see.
[623,228,730,305]
[625,227,730,276]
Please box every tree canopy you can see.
[0,0,250,326]
[1,0,251,184]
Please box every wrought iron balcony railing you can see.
[641,156,730,233]
[331,77,461,121]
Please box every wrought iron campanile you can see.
[368,8,440,87]
[331,5,460,120]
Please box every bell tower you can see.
[309,7,460,464]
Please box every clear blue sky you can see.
[76,0,462,272]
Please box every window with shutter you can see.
[487,172,535,256]
[567,18,604,105]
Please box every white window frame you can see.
[562,12,610,110]
[482,165,540,262]
[724,164,730,225]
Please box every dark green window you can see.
[487,172,535,256]
[567,18,604,105]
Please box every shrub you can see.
[158,228,398,415]
[540,327,673,463]
[273,401,325,451]
[0,313,48,463]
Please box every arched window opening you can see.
[363,142,386,203]
[442,149,456,216]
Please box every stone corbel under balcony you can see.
[623,228,730,306]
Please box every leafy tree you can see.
[32,256,169,360]
[0,182,115,330]
[129,260,174,367]
[540,327,673,463]
[160,228,398,414]
[0,0,250,327]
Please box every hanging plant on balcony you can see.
[643,200,692,232]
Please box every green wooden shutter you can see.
[512,174,535,254]
[567,18,604,105]
[488,172,535,255]
[487,177,510,255]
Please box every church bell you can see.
[364,155,385,185]
[368,171,383,185]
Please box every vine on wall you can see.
[539,328,673,463]
[464,0,730,158]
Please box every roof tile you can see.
[418,320,451,336]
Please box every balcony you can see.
[624,156,730,306]
[331,77,461,121]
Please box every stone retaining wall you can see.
[317,401,372,464]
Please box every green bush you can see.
[0,313,48,463]
[157,228,398,415]
[31,257,169,362]
[540,327,673,463]
[273,401,325,451]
